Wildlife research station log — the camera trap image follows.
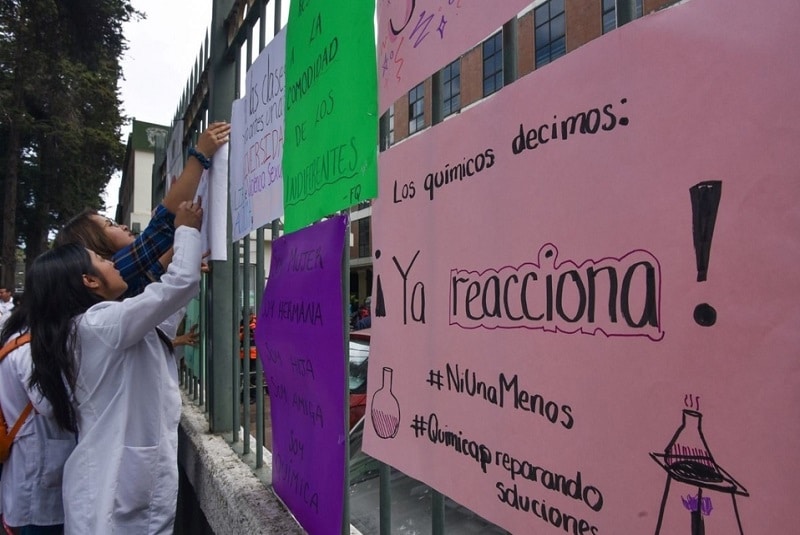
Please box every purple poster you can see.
[254,214,347,534]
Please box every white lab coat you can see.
[62,227,201,535]
[0,298,14,330]
[0,338,75,527]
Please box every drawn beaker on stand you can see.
[651,409,749,535]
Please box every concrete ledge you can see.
[178,392,305,535]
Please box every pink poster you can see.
[364,1,800,534]
[377,0,533,112]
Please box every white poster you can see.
[229,97,250,240]
[231,27,285,241]
[195,143,228,261]
[165,119,184,193]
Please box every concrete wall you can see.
[178,392,365,535]
[177,393,305,535]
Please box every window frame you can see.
[601,0,644,34]
[408,83,425,134]
[482,31,504,97]
[441,59,461,118]
[388,104,395,145]
[534,0,566,68]
[602,0,616,34]
[357,218,370,258]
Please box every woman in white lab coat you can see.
[27,201,203,534]
[0,299,75,534]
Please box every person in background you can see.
[28,200,203,534]
[54,122,230,297]
[239,311,258,403]
[0,288,15,328]
[354,297,372,331]
[0,296,73,534]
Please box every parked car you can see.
[349,329,370,429]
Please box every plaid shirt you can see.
[113,204,175,298]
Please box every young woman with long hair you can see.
[54,121,230,297]
[0,203,202,534]
[0,298,79,534]
[0,201,203,534]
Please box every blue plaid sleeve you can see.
[113,204,175,296]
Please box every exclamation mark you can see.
[690,181,722,327]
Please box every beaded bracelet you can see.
[188,147,212,170]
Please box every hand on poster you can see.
[194,121,231,163]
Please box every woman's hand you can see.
[175,199,203,230]
[195,122,231,158]
[173,324,199,347]
[162,123,230,214]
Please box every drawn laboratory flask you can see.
[663,409,721,483]
[371,367,401,439]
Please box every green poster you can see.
[283,0,378,233]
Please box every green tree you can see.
[0,0,138,285]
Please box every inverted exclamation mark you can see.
[690,181,722,327]
[375,249,386,317]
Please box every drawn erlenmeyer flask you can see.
[371,367,400,439]
[664,409,722,484]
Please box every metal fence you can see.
[158,1,640,533]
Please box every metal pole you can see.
[254,0,269,470]
[379,462,391,535]
[199,277,207,406]
[243,236,252,453]
[240,19,255,456]
[232,242,241,442]
[342,217,351,535]
[432,491,445,534]
[207,0,237,433]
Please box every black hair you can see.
[20,244,103,432]
[0,299,29,347]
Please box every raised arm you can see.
[86,202,205,350]
[162,122,231,214]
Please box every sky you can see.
[102,0,213,216]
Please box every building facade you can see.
[116,119,169,233]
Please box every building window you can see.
[380,105,395,151]
[602,0,616,33]
[602,0,644,33]
[442,59,461,117]
[408,83,425,134]
[535,0,566,68]
[357,218,370,258]
[482,31,503,97]
[388,105,395,145]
